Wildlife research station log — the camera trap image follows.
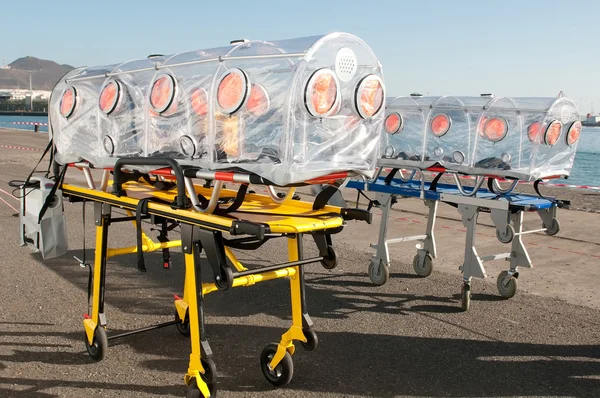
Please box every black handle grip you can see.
[112,157,190,209]
[340,208,373,224]
[229,220,267,239]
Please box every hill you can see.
[0,56,75,90]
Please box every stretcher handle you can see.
[112,157,190,209]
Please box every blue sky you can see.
[3,0,599,114]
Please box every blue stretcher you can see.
[345,175,563,311]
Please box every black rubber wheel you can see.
[187,374,217,398]
[175,310,190,337]
[214,266,233,290]
[544,218,561,236]
[412,253,434,277]
[497,270,518,298]
[368,259,389,286]
[85,326,108,361]
[496,224,515,244]
[301,329,318,351]
[460,284,471,312]
[320,245,338,270]
[260,343,294,386]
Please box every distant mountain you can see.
[0,56,75,91]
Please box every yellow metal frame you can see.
[68,179,348,398]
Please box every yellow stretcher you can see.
[58,158,371,398]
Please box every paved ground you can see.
[0,128,598,397]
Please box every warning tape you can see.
[12,121,48,126]
[0,144,42,152]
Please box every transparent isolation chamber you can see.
[49,33,385,186]
[380,95,582,181]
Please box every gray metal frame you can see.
[364,186,559,311]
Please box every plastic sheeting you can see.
[380,95,581,181]
[49,33,385,186]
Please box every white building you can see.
[0,89,51,100]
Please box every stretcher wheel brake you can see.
[413,253,433,277]
[460,283,471,312]
[260,343,294,386]
[85,326,108,361]
[496,224,515,244]
[497,270,518,298]
[214,267,233,290]
[368,259,389,286]
[320,245,338,270]
[301,328,318,351]
[543,218,560,236]
[175,310,190,337]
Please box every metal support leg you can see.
[422,199,438,259]
[491,208,514,243]
[509,211,532,271]
[458,204,486,280]
[268,235,308,370]
[83,203,111,361]
[182,224,213,397]
[457,204,486,311]
[496,211,530,300]
[368,193,393,285]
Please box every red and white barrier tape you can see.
[0,144,42,152]
[12,122,48,126]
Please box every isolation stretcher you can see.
[346,171,564,311]
[57,158,371,398]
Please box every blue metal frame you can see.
[346,177,556,211]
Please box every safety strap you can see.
[37,164,67,224]
[313,183,341,210]
[135,196,172,272]
[533,179,553,201]
[384,168,399,186]
[429,172,444,192]
[221,184,248,214]
[354,189,379,211]
[25,140,54,186]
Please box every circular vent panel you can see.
[335,48,357,82]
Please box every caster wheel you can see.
[497,270,518,298]
[412,253,433,277]
[460,284,471,312]
[368,259,389,286]
[301,329,318,351]
[496,224,515,244]
[215,267,233,290]
[187,370,217,398]
[260,343,294,386]
[320,245,338,270]
[85,326,108,361]
[201,357,218,385]
[544,218,560,236]
[175,310,190,337]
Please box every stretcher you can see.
[18,155,371,398]
[15,32,385,397]
[15,148,371,397]
[345,168,565,311]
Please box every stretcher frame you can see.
[346,166,564,311]
[56,157,371,398]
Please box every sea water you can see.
[0,116,599,187]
